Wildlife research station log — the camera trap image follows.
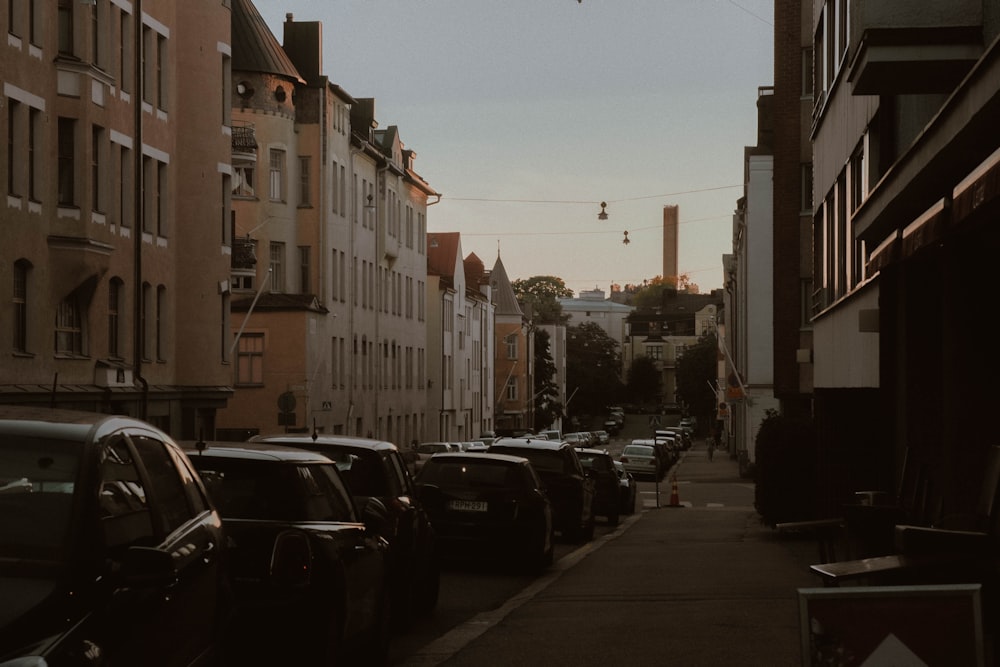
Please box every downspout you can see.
[133,0,147,419]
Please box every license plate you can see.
[447,499,487,512]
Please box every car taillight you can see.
[270,530,311,587]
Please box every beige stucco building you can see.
[1,0,233,437]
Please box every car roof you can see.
[182,440,336,464]
[623,443,655,452]
[489,438,566,451]
[421,452,528,465]
[575,447,610,456]
[250,433,399,452]
[0,405,171,444]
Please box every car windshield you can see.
[419,460,524,488]
[0,436,80,564]
[623,445,654,457]
[193,458,356,523]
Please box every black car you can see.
[574,447,620,526]
[487,438,595,542]
[185,441,391,665]
[415,452,554,572]
[251,434,439,630]
[0,406,227,666]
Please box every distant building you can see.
[490,255,531,434]
[559,288,633,352]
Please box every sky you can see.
[254,1,774,296]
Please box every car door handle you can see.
[202,540,216,564]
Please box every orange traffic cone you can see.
[668,474,681,507]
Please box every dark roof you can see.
[489,255,523,317]
[182,441,334,464]
[231,0,305,83]
[252,434,400,452]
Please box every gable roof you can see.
[427,233,461,285]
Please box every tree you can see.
[674,331,718,432]
[533,328,562,432]
[512,276,572,324]
[626,355,661,403]
[566,322,623,422]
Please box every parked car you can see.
[0,407,227,667]
[614,460,638,515]
[414,452,554,572]
[487,438,595,542]
[620,442,660,481]
[603,419,620,436]
[185,441,391,665]
[595,430,611,445]
[562,432,589,447]
[574,448,620,526]
[663,426,692,450]
[250,434,439,630]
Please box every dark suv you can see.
[487,438,595,542]
[251,434,438,630]
[0,406,227,666]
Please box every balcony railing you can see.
[231,121,257,155]
[232,236,257,270]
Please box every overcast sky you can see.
[254,0,774,296]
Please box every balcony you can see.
[848,0,983,95]
[232,236,257,271]
[231,121,258,158]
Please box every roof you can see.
[423,452,529,466]
[251,433,400,453]
[0,405,167,443]
[182,440,334,464]
[231,0,305,83]
[427,232,461,282]
[489,438,566,452]
[559,296,634,313]
[489,255,523,317]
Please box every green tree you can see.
[533,328,562,431]
[626,355,661,403]
[674,331,718,432]
[566,322,623,422]
[512,276,572,324]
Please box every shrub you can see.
[754,409,818,527]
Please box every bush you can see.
[754,409,818,527]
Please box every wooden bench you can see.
[808,446,1000,587]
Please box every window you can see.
[91,125,103,212]
[647,345,663,360]
[298,246,310,294]
[141,282,151,360]
[836,171,847,298]
[156,34,167,111]
[13,260,29,353]
[331,160,338,214]
[156,161,166,236]
[99,438,153,550]
[269,242,284,293]
[801,162,813,213]
[506,378,517,401]
[236,333,264,385]
[156,285,165,361]
[28,108,39,201]
[119,10,129,94]
[55,298,83,355]
[801,47,813,98]
[119,146,130,227]
[233,162,255,197]
[298,156,310,206]
[130,435,198,534]
[57,118,76,206]
[108,278,123,357]
[268,149,284,201]
[505,333,518,360]
[57,0,73,55]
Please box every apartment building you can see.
[809,0,1000,513]
[1,1,233,436]
[490,254,532,434]
[425,234,494,442]
[217,3,437,443]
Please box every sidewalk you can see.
[409,441,821,666]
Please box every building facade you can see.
[809,0,1000,515]
[1,0,233,437]
[217,5,436,444]
[490,255,532,434]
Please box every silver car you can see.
[619,442,659,480]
